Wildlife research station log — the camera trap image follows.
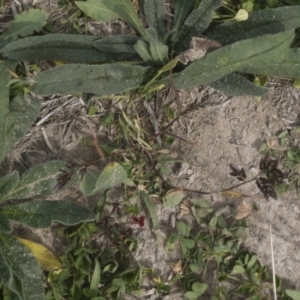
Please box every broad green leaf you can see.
[2,161,66,200]
[0,171,19,203]
[80,168,101,195]
[146,28,169,65]
[163,189,184,207]
[93,35,140,53]
[0,8,47,50]
[192,282,208,295]
[191,199,211,208]
[0,95,41,164]
[208,73,269,96]
[181,239,195,249]
[285,289,300,300]
[17,237,62,271]
[0,59,18,119]
[239,48,300,79]
[134,40,153,64]
[75,0,118,21]
[0,213,12,233]
[3,34,137,64]
[162,31,294,89]
[207,6,300,45]
[140,191,159,230]
[230,265,245,274]
[172,0,196,32]
[174,0,223,52]
[32,64,151,96]
[0,233,44,300]
[90,259,101,298]
[75,0,148,40]
[94,162,127,193]
[144,0,165,41]
[2,200,95,228]
[176,221,190,237]
[184,291,199,300]
[247,255,257,269]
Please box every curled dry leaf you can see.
[235,200,252,220]
[169,260,182,273]
[180,198,191,215]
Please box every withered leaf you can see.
[256,177,277,201]
[229,164,247,181]
[235,200,252,220]
[259,154,278,171]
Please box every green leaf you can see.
[0,213,12,233]
[208,73,269,96]
[163,31,294,89]
[0,95,41,164]
[90,259,101,298]
[247,255,257,269]
[3,34,137,64]
[174,0,223,52]
[75,0,118,21]
[181,239,195,249]
[231,265,245,274]
[191,198,211,208]
[75,0,148,40]
[144,0,165,41]
[0,171,19,203]
[209,216,218,227]
[207,6,300,45]
[192,282,208,295]
[134,40,153,64]
[239,48,300,79]
[217,215,228,228]
[146,28,169,65]
[0,8,47,48]
[184,291,200,300]
[2,200,95,228]
[285,289,300,300]
[93,35,140,53]
[172,0,196,32]
[93,162,127,193]
[32,64,151,96]
[0,233,45,300]
[176,221,190,237]
[163,189,184,207]
[140,191,159,230]
[0,59,18,119]
[2,161,66,200]
[80,168,101,195]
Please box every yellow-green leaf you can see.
[17,237,62,271]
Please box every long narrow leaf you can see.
[32,64,151,96]
[238,48,300,78]
[0,234,45,300]
[3,200,95,228]
[75,0,148,40]
[207,6,300,45]
[208,73,269,96]
[0,95,41,164]
[140,191,159,230]
[162,31,294,89]
[144,0,165,41]
[0,59,18,119]
[174,0,222,52]
[147,28,169,65]
[172,0,196,32]
[3,34,137,63]
[0,171,19,203]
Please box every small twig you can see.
[85,118,105,159]
[270,224,277,300]
[164,131,197,145]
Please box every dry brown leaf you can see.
[221,189,249,198]
[235,200,252,220]
[169,260,182,273]
[180,198,191,215]
[132,0,139,12]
